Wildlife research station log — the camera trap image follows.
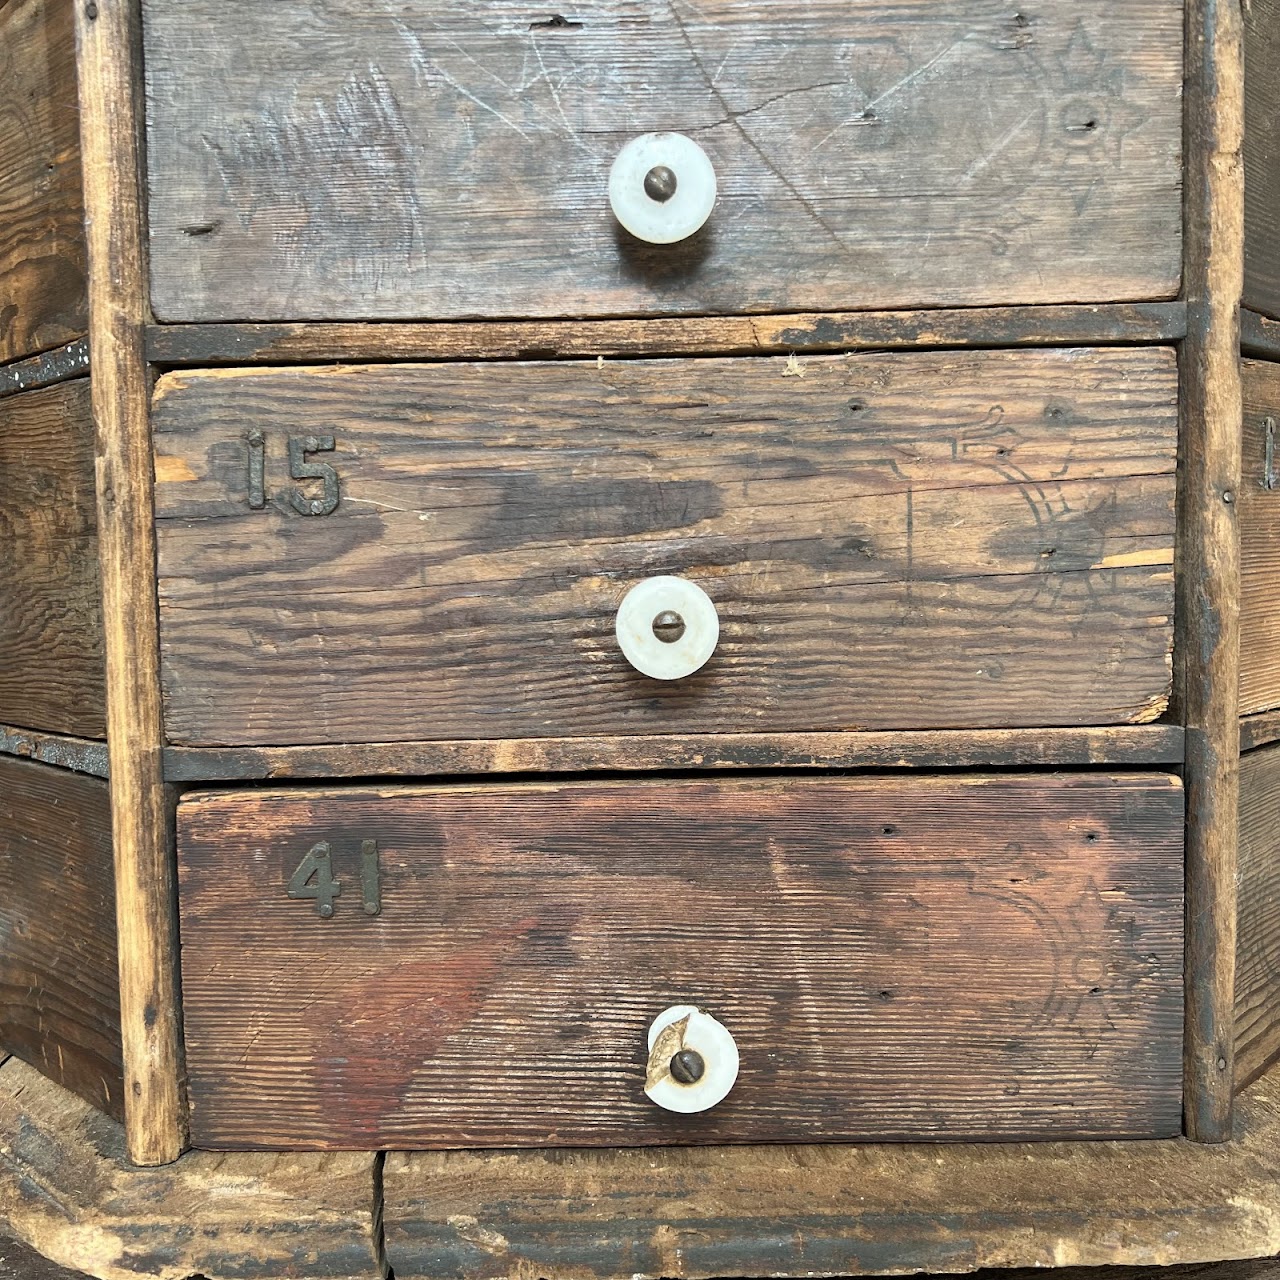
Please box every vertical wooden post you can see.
[74,0,186,1165]
[1181,0,1245,1144]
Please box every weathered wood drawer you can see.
[141,0,1183,323]
[1245,0,1280,318]
[0,379,106,739]
[152,347,1178,749]
[0,0,87,364]
[176,773,1185,1150]
[1240,359,1280,716]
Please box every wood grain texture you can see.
[0,1058,381,1280]
[177,773,1185,1151]
[0,339,90,400]
[153,348,1178,749]
[141,0,1182,323]
[142,303,1191,367]
[1180,0,1245,1144]
[0,0,87,364]
[0,380,106,739]
[1241,359,1280,715]
[0,757,122,1121]
[385,1062,1280,1280]
[162,725,1187,783]
[1237,742,1280,1091]
[75,0,185,1166]
[1244,0,1280,317]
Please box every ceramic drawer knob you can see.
[615,576,719,680]
[644,1005,740,1114]
[608,132,717,244]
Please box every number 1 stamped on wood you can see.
[287,839,381,918]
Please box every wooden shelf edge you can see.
[1241,709,1280,753]
[162,725,1187,783]
[0,339,90,400]
[143,301,1188,367]
[0,725,109,779]
[382,1062,1280,1280]
[0,1058,380,1280]
[3,1050,1280,1280]
[1242,307,1280,360]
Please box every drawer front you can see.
[153,347,1178,748]
[0,0,87,364]
[177,773,1185,1149]
[0,380,106,739]
[142,0,1182,323]
[1245,0,1280,318]
[1238,743,1280,1089]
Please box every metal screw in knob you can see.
[669,1049,705,1084]
[651,610,686,643]
[644,165,678,203]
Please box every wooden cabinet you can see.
[3,0,1276,1275]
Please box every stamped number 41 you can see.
[287,840,381,918]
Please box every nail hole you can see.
[1084,831,1100,843]
[881,824,897,836]
[529,13,582,28]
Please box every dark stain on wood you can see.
[141,0,1182,322]
[0,0,88,364]
[177,773,1185,1150]
[0,757,123,1121]
[0,724,110,778]
[152,348,1178,749]
[1237,742,1280,1091]
[0,380,106,739]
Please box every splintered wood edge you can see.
[162,725,1188,782]
[382,1060,1280,1280]
[0,725,109,779]
[0,1059,381,1280]
[142,302,1188,365]
[0,340,91,400]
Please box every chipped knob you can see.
[615,576,719,680]
[644,1005,739,1114]
[609,133,717,244]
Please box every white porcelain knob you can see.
[608,133,717,244]
[645,1005,740,1114]
[615,576,719,681]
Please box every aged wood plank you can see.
[0,757,122,1121]
[177,773,1184,1150]
[141,1,1183,323]
[385,1062,1280,1280]
[153,347,1178,749]
[1237,742,1280,1091]
[75,0,185,1166]
[1241,359,1280,716]
[0,339,91,400]
[0,725,109,778]
[163,725,1187,783]
[0,1059,381,1280]
[0,0,87,364]
[1179,0,1245,1144]
[1242,709,1280,753]
[0,380,106,739]
[142,303,1191,367]
[1244,0,1280,317]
